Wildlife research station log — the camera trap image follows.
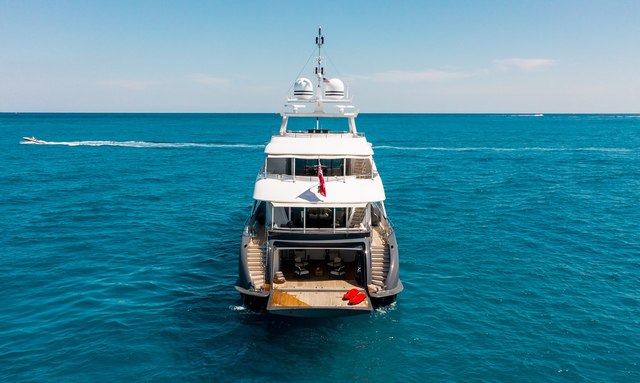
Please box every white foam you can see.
[374,146,634,153]
[373,301,398,316]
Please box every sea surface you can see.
[1,113,639,382]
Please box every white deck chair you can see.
[327,256,341,268]
[294,264,310,278]
[294,256,309,267]
[330,265,345,278]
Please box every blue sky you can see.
[1,0,638,113]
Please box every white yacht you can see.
[236,28,403,317]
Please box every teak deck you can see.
[267,275,372,314]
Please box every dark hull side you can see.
[238,290,399,316]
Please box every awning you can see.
[265,135,374,156]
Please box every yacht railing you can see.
[376,216,393,239]
[278,131,366,138]
[258,172,379,182]
[269,224,370,235]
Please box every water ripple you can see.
[2,113,640,382]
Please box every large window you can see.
[266,158,291,175]
[294,159,344,177]
[274,207,349,230]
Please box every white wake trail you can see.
[374,146,634,153]
[21,140,264,149]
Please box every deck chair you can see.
[330,265,345,278]
[327,256,341,268]
[294,264,310,278]
[294,256,309,267]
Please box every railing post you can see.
[333,207,336,234]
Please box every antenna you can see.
[314,26,325,108]
[317,27,324,49]
[315,27,324,74]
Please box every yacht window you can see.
[306,208,333,228]
[276,207,348,230]
[272,207,289,227]
[294,159,343,176]
[346,158,372,177]
[266,158,291,175]
[290,207,305,228]
[334,208,346,228]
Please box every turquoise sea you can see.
[1,113,639,382]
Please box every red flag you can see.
[317,160,326,197]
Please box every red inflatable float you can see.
[343,288,359,300]
[349,292,366,305]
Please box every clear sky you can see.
[1,0,638,113]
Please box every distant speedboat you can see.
[22,136,46,144]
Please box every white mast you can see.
[314,27,324,114]
[281,28,359,136]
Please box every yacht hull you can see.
[237,295,400,316]
[267,306,371,318]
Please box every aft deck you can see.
[267,260,372,316]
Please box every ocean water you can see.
[1,113,639,382]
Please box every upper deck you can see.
[265,131,373,158]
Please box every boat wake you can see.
[23,139,633,153]
[374,146,635,153]
[20,139,264,149]
[373,301,398,316]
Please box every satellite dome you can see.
[293,78,313,100]
[324,78,345,99]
